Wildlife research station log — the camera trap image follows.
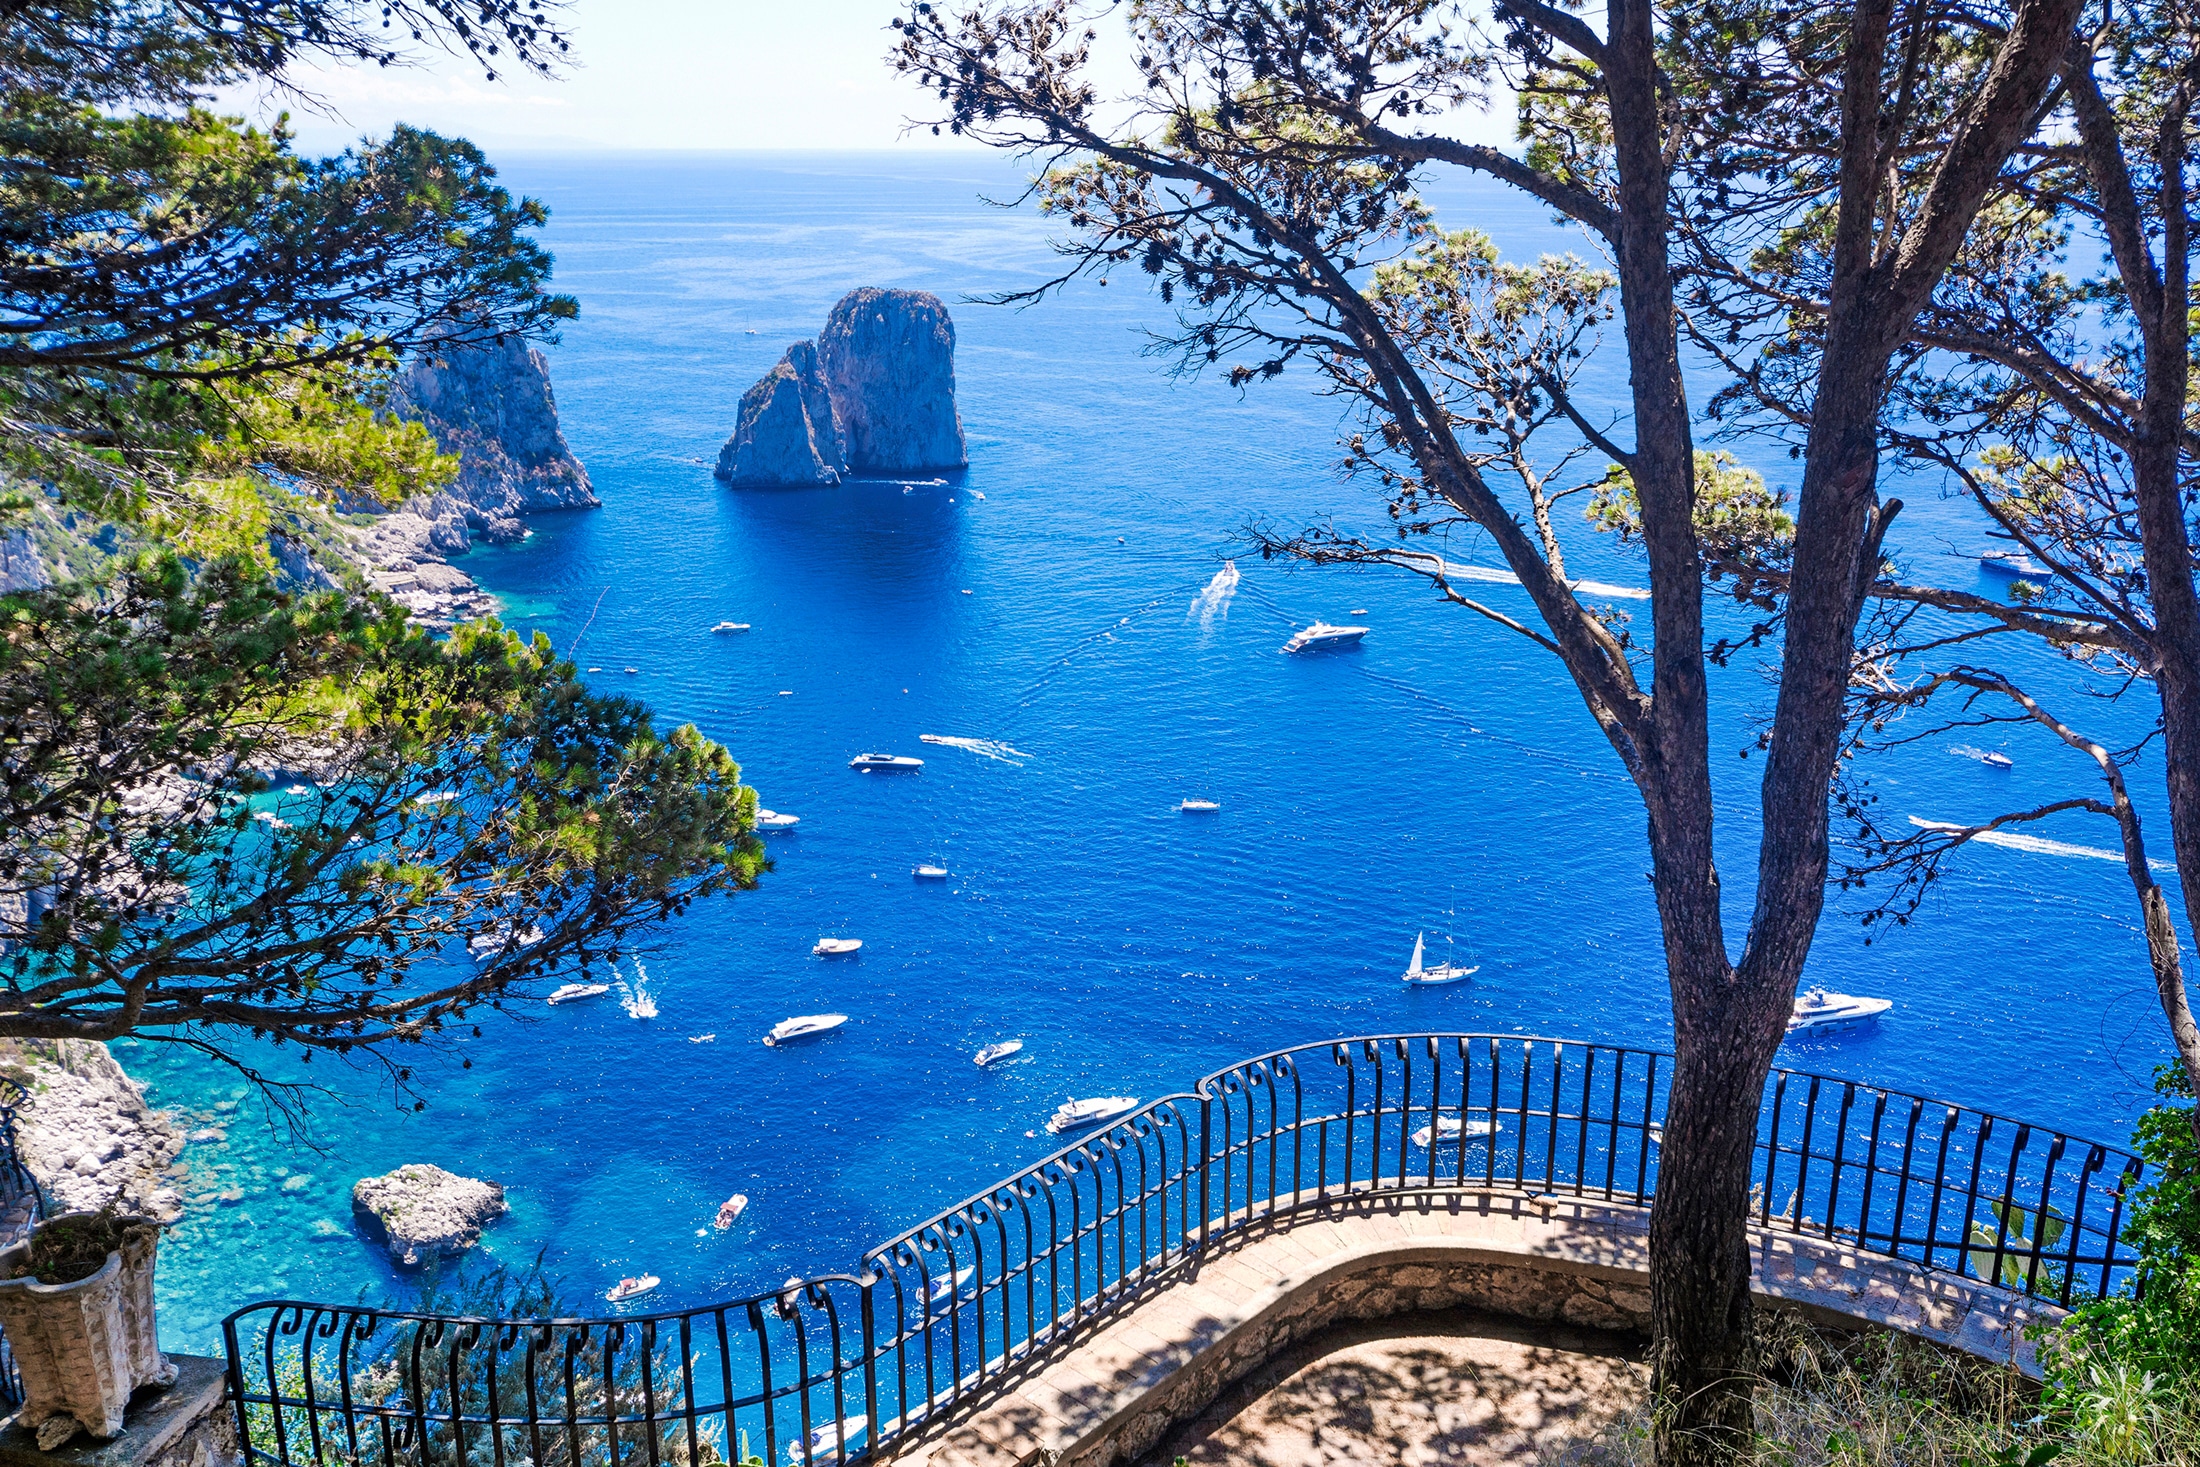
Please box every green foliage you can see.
[1970,1200,2070,1294]
[1587,449,1794,561]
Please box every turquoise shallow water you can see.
[127,152,2179,1351]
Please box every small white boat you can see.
[714,1194,748,1230]
[787,1416,868,1465]
[468,925,546,962]
[764,1014,849,1046]
[754,809,801,832]
[1982,751,2013,769]
[1401,932,1477,986]
[913,864,949,879]
[974,1040,1024,1067]
[1044,1096,1140,1134]
[710,621,751,633]
[812,937,862,957]
[1411,1115,1501,1148]
[412,790,459,808]
[1980,550,2050,578]
[1281,622,1370,654]
[1179,799,1221,813]
[849,753,924,772]
[623,667,639,675]
[605,1275,659,1303]
[546,983,611,1005]
[689,1033,716,1044]
[925,1266,977,1306]
[1786,987,1892,1035]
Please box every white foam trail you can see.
[1188,561,1241,630]
[919,733,1029,766]
[1908,816,2176,872]
[1394,550,1649,601]
[615,958,660,1020]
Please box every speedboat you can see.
[1410,1115,1501,1148]
[924,1266,978,1307]
[913,864,949,879]
[1982,751,2013,769]
[412,790,459,808]
[849,753,924,772]
[605,1275,659,1303]
[546,983,610,1005]
[1044,1096,1140,1134]
[812,937,862,957]
[468,925,545,962]
[1786,987,1892,1035]
[1179,799,1220,813]
[1980,550,2049,578]
[1401,932,1477,986]
[714,1194,748,1230]
[623,667,639,675]
[974,1040,1024,1067]
[787,1416,868,1465]
[754,809,801,832]
[764,1014,849,1046]
[710,621,751,633]
[1281,622,1370,654]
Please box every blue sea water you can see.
[127,152,2180,1351]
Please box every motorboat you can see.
[1786,987,1892,1035]
[1410,1115,1501,1148]
[849,753,924,772]
[468,925,545,963]
[413,790,459,808]
[787,1416,868,1465]
[1982,751,2014,769]
[974,1040,1024,1067]
[714,1194,748,1230]
[710,621,751,633]
[913,864,950,879]
[623,667,639,675]
[764,1014,849,1046]
[689,1033,716,1044]
[546,983,611,1005]
[812,937,862,957]
[1281,622,1370,654]
[605,1275,659,1303]
[1401,932,1478,986]
[1179,799,1221,813]
[754,809,801,832]
[1980,550,2049,579]
[1044,1096,1140,1135]
[924,1266,978,1307]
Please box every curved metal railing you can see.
[223,1034,2146,1467]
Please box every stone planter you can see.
[0,1212,176,1448]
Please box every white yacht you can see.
[849,753,924,772]
[1401,932,1478,986]
[764,1014,849,1046]
[710,621,751,633]
[812,937,862,957]
[754,809,800,832]
[787,1416,868,1465]
[605,1275,659,1303]
[974,1040,1024,1067]
[1982,751,2014,769]
[913,864,949,879]
[924,1266,978,1306]
[1281,622,1370,654]
[714,1194,748,1230]
[1980,550,2049,578]
[1044,1096,1140,1134]
[1786,987,1892,1035]
[1410,1115,1501,1148]
[1179,799,1221,813]
[468,925,545,963]
[545,983,610,1005]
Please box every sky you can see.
[224,1,1513,156]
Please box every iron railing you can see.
[223,1034,2146,1467]
[0,1075,39,1409]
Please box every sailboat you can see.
[1401,931,1477,986]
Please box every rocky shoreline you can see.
[0,1039,186,1233]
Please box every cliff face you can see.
[392,335,597,549]
[0,1039,185,1228]
[716,288,966,486]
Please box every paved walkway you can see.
[885,1190,2058,1467]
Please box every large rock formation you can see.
[0,1039,186,1231]
[717,288,966,486]
[351,1163,508,1267]
[392,334,596,550]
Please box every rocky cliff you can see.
[717,288,965,486]
[0,1039,185,1229]
[391,334,596,550]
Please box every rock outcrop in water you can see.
[351,1163,508,1267]
[717,288,966,486]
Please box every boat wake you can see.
[920,733,1030,766]
[1908,816,2176,872]
[615,958,660,1019]
[1188,561,1240,631]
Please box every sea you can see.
[122,152,2180,1352]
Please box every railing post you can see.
[859,1273,879,1458]
[1197,1092,1212,1255]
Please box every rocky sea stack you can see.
[391,333,597,549]
[351,1163,508,1268]
[718,288,966,486]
